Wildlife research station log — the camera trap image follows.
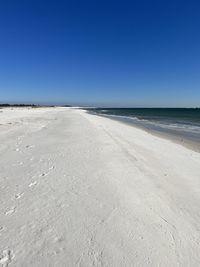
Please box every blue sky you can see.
[0,0,200,107]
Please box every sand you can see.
[0,107,200,266]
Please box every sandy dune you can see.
[1,107,200,266]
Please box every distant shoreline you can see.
[115,116,200,153]
[86,108,200,153]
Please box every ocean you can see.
[87,108,200,147]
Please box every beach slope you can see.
[1,107,200,266]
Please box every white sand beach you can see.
[1,107,200,266]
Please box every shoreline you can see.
[87,111,200,153]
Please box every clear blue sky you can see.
[0,0,200,107]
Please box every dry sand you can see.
[1,107,200,266]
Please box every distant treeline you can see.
[0,104,55,108]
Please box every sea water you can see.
[87,108,200,145]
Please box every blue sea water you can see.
[87,108,200,145]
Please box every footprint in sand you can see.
[39,173,47,178]
[25,145,34,149]
[0,249,14,267]
[29,181,38,187]
[39,166,55,178]
[4,207,16,216]
[0,226,5,233]
[14,192,24,199]
[49,165,55,171]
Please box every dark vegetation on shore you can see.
[0,104,55,108]
[0,104,72,108]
